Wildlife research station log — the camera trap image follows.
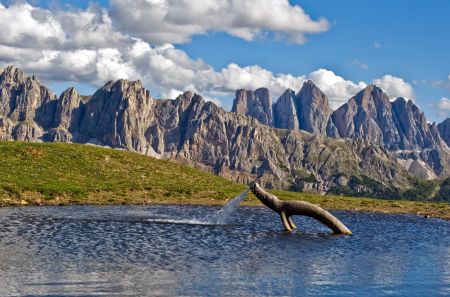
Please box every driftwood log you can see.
[250,182,352,234]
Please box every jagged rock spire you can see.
[438,118,450,147]
[273,80,332,135]
[232,88,272,126]
[273,88,298,130]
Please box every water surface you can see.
[0,205,449,296]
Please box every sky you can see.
[0,0,449,123]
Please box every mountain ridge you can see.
[1,65,449,198]
[233,81,450,180]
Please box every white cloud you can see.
[0,3,126,50]
[0,2,65,48]
[211,64,305,98]
[374,41,381,49]
[373,75,414,100]
[436,97,450,118]
[307,69,367,109]
[0,1,361,110]
[109,0,329,45]
[0,2,413,113]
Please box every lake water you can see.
[0,205,449,297]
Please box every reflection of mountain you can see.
[1,66,449,196]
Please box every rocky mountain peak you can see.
[1,65,27,84]
[332,85,396,147]
[174,91,206,113]
[0,65,58,141]
[273,88,298,130]
[62,86,78,97]
[438,118,450,147]
[77,79,153,150]
[44,86,84,142]
[232,88,272,126]
[301,79,320,92]
[1,66,450,194]
[393,96,408,105]
[273,81,333,135]
[181,91,194,101]
[295,80,331,135]
[354,85,391,112]
[391,96,440,149]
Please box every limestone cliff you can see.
[0,66,57,141]
[438,118,450,147]
[2,66,447,194]
[231,88,272,126]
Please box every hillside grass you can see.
[0,141,449,220]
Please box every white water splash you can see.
[213,189,249,224]
[147,218,214,225]
[145,189,250,225]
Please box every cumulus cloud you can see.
[0,3,126,50]
[109,0,329,45]
[436,97,450,118]
[307,69,367,109]
[0,2,364,109]
[0,2,413,113]
[373,75,415,100]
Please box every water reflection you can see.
[0,206,449,296]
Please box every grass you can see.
[0,141,449,220]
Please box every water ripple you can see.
[0,205,449,296]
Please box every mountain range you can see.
[1,65,449,197]
[233,81,450,180]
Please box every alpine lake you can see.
[0,204,449,297]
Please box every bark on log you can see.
[250,182,352,234]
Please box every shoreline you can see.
[0,142,449,221]
[1,193,449,221]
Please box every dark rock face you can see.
[147,94,411,191]
[1,66,449,192]
[0,66,57,141]
[231,88,272,126]
[391,97,440,149]
[0,66,415,192]
[273,89,298,130]
[329,86,450,178]
[331,85,442,151]
[329,85,450,178]
[332,85,399,148]
[273,81,333,135]
[296,80,332,135]
[45,87,84,142]
[78,79,153,152]
[438,118,450,147]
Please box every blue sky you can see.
[179,0,450,121]
[1,0,449,122]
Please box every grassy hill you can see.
[0,141,449,219]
